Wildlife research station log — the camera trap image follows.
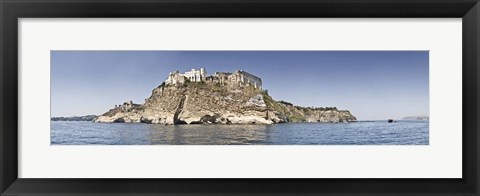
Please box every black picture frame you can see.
[1,0,479,195]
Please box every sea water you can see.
[51,121,428,145]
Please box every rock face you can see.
[94,82,356,125]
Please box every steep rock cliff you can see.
[94,82,356,124]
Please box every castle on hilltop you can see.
[165,68,262,89]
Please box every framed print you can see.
[1,0,479,195]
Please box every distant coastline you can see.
[51,115,97,121]
[401,115,429,121]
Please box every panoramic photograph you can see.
[51,51,429,145]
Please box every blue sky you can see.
[51,51,429,120]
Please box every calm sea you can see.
[51,121,429,145]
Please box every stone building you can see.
[165,68,206,85]
[164,68,212,85]
[230,70,262,89]
[115,100,139,112]
[165,68,262,89]
[165,71,186,85]
[206,72,230,85]
[184,68,207,82]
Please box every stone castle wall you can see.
[231,70,262,89]
[167,68,262,89]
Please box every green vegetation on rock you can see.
[95,82,357,124]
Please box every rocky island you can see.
[94,68,356,125]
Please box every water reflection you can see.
[146,124,269,145]
[51,121,429,145]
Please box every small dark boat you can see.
[388,119,394,123]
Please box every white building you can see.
[183,68,206,82]
[165,71,185,85]
[165,68,262,90]
[165,68,206,85]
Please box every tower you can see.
[200,68,207,81]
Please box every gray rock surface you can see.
[94,82,356,125]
